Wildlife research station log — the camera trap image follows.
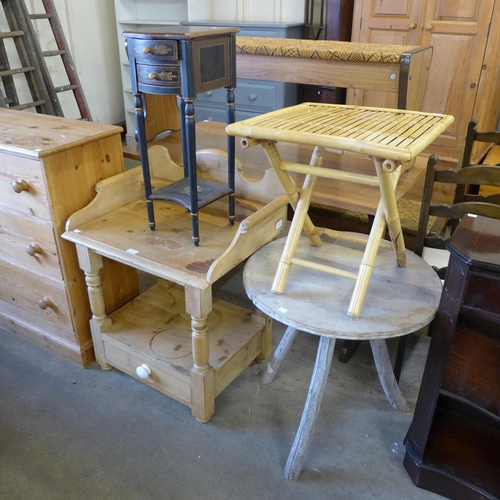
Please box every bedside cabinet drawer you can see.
[136,63,181,91]
[128,39,178,62]
[0,259,73,331]
[0,206,61,280]
[0,153,51,220]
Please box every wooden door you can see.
[350,0,495,163]
[349,0,422,108]
[419,0,495,162]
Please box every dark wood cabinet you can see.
[302,0,354,104]
[404,214,500,500]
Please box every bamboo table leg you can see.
[373,158,406,268]
[261,141,322,247]
[347,165,402,317]
[284,336,336,481]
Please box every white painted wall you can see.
[188,0,305,23]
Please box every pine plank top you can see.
[0,108,122,158]
[226,103,454,163]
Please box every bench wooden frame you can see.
[235,37,433,113]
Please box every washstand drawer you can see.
[0,206,61,280]
[0,259,73,331]
[103,339,192,406]
[0,153,51,220]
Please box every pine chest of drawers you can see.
[0,109,139,366]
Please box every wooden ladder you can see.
[0,0,91,120]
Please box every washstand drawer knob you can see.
[136,364,152,379]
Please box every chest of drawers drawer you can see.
[197,80,278,113]
[0,206,61,280]
[0,258,72,331]
[0,152,51,220]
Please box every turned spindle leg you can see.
[75,245,112,369]
[186,286,215,422]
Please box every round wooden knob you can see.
[11,179,29,193]
[136,364,151,379]
[248,94,257,101]
[204,91,213,97]
[408,22,416,29]
[26,242,43,257]
[424,23,433,31]
[38,296,56,310]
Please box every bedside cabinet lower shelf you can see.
[102,282,266,408]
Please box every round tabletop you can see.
[243,235,442,340]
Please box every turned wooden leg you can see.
[185,286,215,423]
[370,339,410,412]
[285,336,336,481]
[75,245,112,370]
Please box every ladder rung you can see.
[55,84,77,93]
[29,13,52,20]
[0,66,36,77]
[10,100,47,111]
[42,50,66,57]
[0,31,24,39]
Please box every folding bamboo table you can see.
[227,103,454,317]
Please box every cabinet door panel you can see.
[349,0,421,108]
[351,0,496,163]
[419,0,494,161]
[352,0,421,48]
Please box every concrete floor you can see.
[0,264,444,500]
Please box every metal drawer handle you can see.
[136,364,152,379]
[26,242,43,257]
[143,45,173,56]
[148,71,176,81]
[11,178,29,193]
[38,296,56,310]
[248,94,257,101]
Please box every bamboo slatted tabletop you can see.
[226,103,454,162]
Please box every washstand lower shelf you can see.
[102,281,267,409]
